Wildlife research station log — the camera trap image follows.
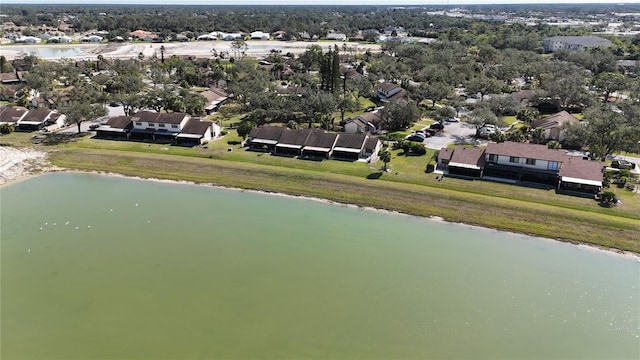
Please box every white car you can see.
[478,124,496,137]
[445,117,460,122]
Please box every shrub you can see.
[409,142,427,155]
[599,191,618,207]
[220,129,228,136]
[227,140,242,145]
[0,124,15,134]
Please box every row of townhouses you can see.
[0,107,66,131]
[248,126,381,162]
[438,142,605,194]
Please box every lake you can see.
[1,172,638,359]
[10,46,84,59]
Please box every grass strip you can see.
[49,148,640,253]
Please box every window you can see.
[526,158,536,166]
[488,154,498,163]
[171,124,178,128]
[547,161,559,171]
[135,122,142,126]
[158,123,165,128]
[509,156,520,163]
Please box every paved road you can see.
[422,121,485,150]
[56,105,124,135]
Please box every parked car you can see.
[415,129,431,137]
[429,122,444,130]
[424,129,437,136]
[445,117,460,122]
[406,133,426,142]
[611,160,636,170]
[477,124,496,138]
[89,124,100,130]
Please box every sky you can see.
[7,0,640,4]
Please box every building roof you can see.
[449,146,486,169]
[277,128,312,146]
[513,89,544,101]
[378,81,400,92]
[180,119,211,135]
[533,111,579,129]
[305,130,338,149]
[105,115,133,129]
[437,147,454,161]
[543,36,612,47]
[21,109,52,122]
[559,157,604,183]
[0,106,28,123]
[334,133,366,149]
[363,136,380,151]
[132,111,188,125]
[486,142,566,162]
[249,125,286,141]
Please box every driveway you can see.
[56,105,124,135]
[422,122,484,150]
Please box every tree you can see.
[0,56,13,73]
[336,93,358,123]
[378,148,391,172]
[62,102,107,133]
[424,82,453,108]
[380,100,420,131]
[466,76,503,101]
[236,120,255,139]
[433,106,455,123]
[593,72,627,102]
[231,38,248,60]
[466,107,503,129]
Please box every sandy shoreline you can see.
[1,145,637,259]
[1,40,381,61]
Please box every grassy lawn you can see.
[3,129,639,253]
[503,116,518,126]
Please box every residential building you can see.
[248,126,380,162]
[201,87,228,114]
[542,36,612,52]
[344,111,380,134]
[438,142,604,194]
[326,33,347,41]
[533,111,579,141]
[376,81,406,102]
[14,109,65,131]
[0,106,28,126]
[250,31,270,40]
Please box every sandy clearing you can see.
[0,146,49,185]
[1,40,381,61]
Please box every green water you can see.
[1,173,639,359]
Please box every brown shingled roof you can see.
[305,130,338,149]
[180,119,211,135]
[105,115,133,129]
[0,106,28,123]
[449,146,486,168]
[278,128,312,146]
[560,157,605,182]
[249,126,286,141]
[334,133,367,149]
[533,111,579,129]
[486,142,566,162]
[437,147,454,161]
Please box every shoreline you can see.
[63,168,640,260]
[2,145,638,258]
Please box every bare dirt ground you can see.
[2,40,381,61]
[0,146,50,185]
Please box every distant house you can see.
[47,36,72,43]
[80,35,103,43]
[0,37,12,44]
[222,33,243,41]
[197,34,217,41]
[439,142,604,194]
[200,87,228,114]
[130,30,159,42]
[376,82,406,102]
[15,36,41,44]
[15,109,65,131]
[542,36,612,53]
[0,84,18,101]
[533,111,579,141]
[272,31,286,40]
[0,106,28,126]
[384,26,408,37]
[250,31,270,40]
[174,34,189,42]
[0,71,25,84]
[326,33,347,41]
[344,111,380,134]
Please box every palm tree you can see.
[160,45,165,63]
[379,148,391,172]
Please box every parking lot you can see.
[421,121,484,150]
